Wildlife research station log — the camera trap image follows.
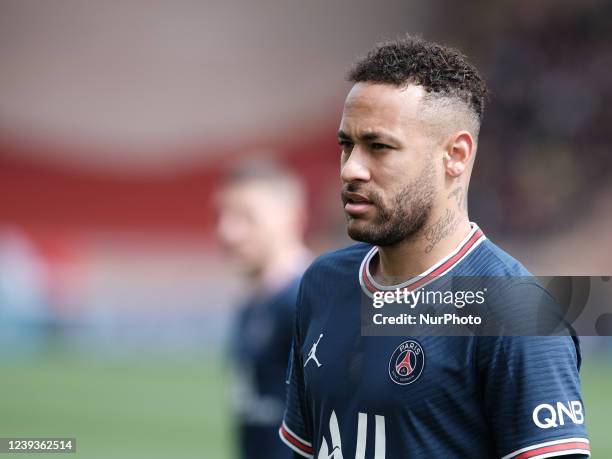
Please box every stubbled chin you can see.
[346,219,373,242]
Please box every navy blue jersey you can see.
[279,224,590,459]
[230,278,300,459]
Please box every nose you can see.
[341,147,371,183]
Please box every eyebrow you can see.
[337,129,401,144]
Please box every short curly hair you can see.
[348,35,488,123]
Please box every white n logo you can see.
[318,411,386,459]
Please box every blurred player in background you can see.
[279,36,589,459]
[216,159,311,459]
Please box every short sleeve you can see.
[478,335,590,459]
[279,284,314,458]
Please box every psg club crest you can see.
[388,340,425,385]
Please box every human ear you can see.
[444,131,474,177]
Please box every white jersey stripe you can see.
[527,449,590,459]
[501,437,590,459]
[278,428,314,458]
[282,420,313,447]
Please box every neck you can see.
[254,241,311,292]
[374,212,472,285]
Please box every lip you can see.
[343,191,371,204]
[342,191,374,216]
[344,202,374,216]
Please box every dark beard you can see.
[345,161,435,246]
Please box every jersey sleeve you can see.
[279,283,314,458]
[478,333,590,459]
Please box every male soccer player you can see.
[216,160,311,459]
[278,36,590,458]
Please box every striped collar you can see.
[359,223,486,297]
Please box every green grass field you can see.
[1,352,610,458]
[0,353,235,459]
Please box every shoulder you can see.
[473,239,546,300]
[465,238,533,276]
[294,243,369,322]
[301,242,372,284]
[468,240,576,336]
[268,276,302,311]
[278,275,302,299]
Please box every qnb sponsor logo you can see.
[532,401,585,429]
[318,411,385,459]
